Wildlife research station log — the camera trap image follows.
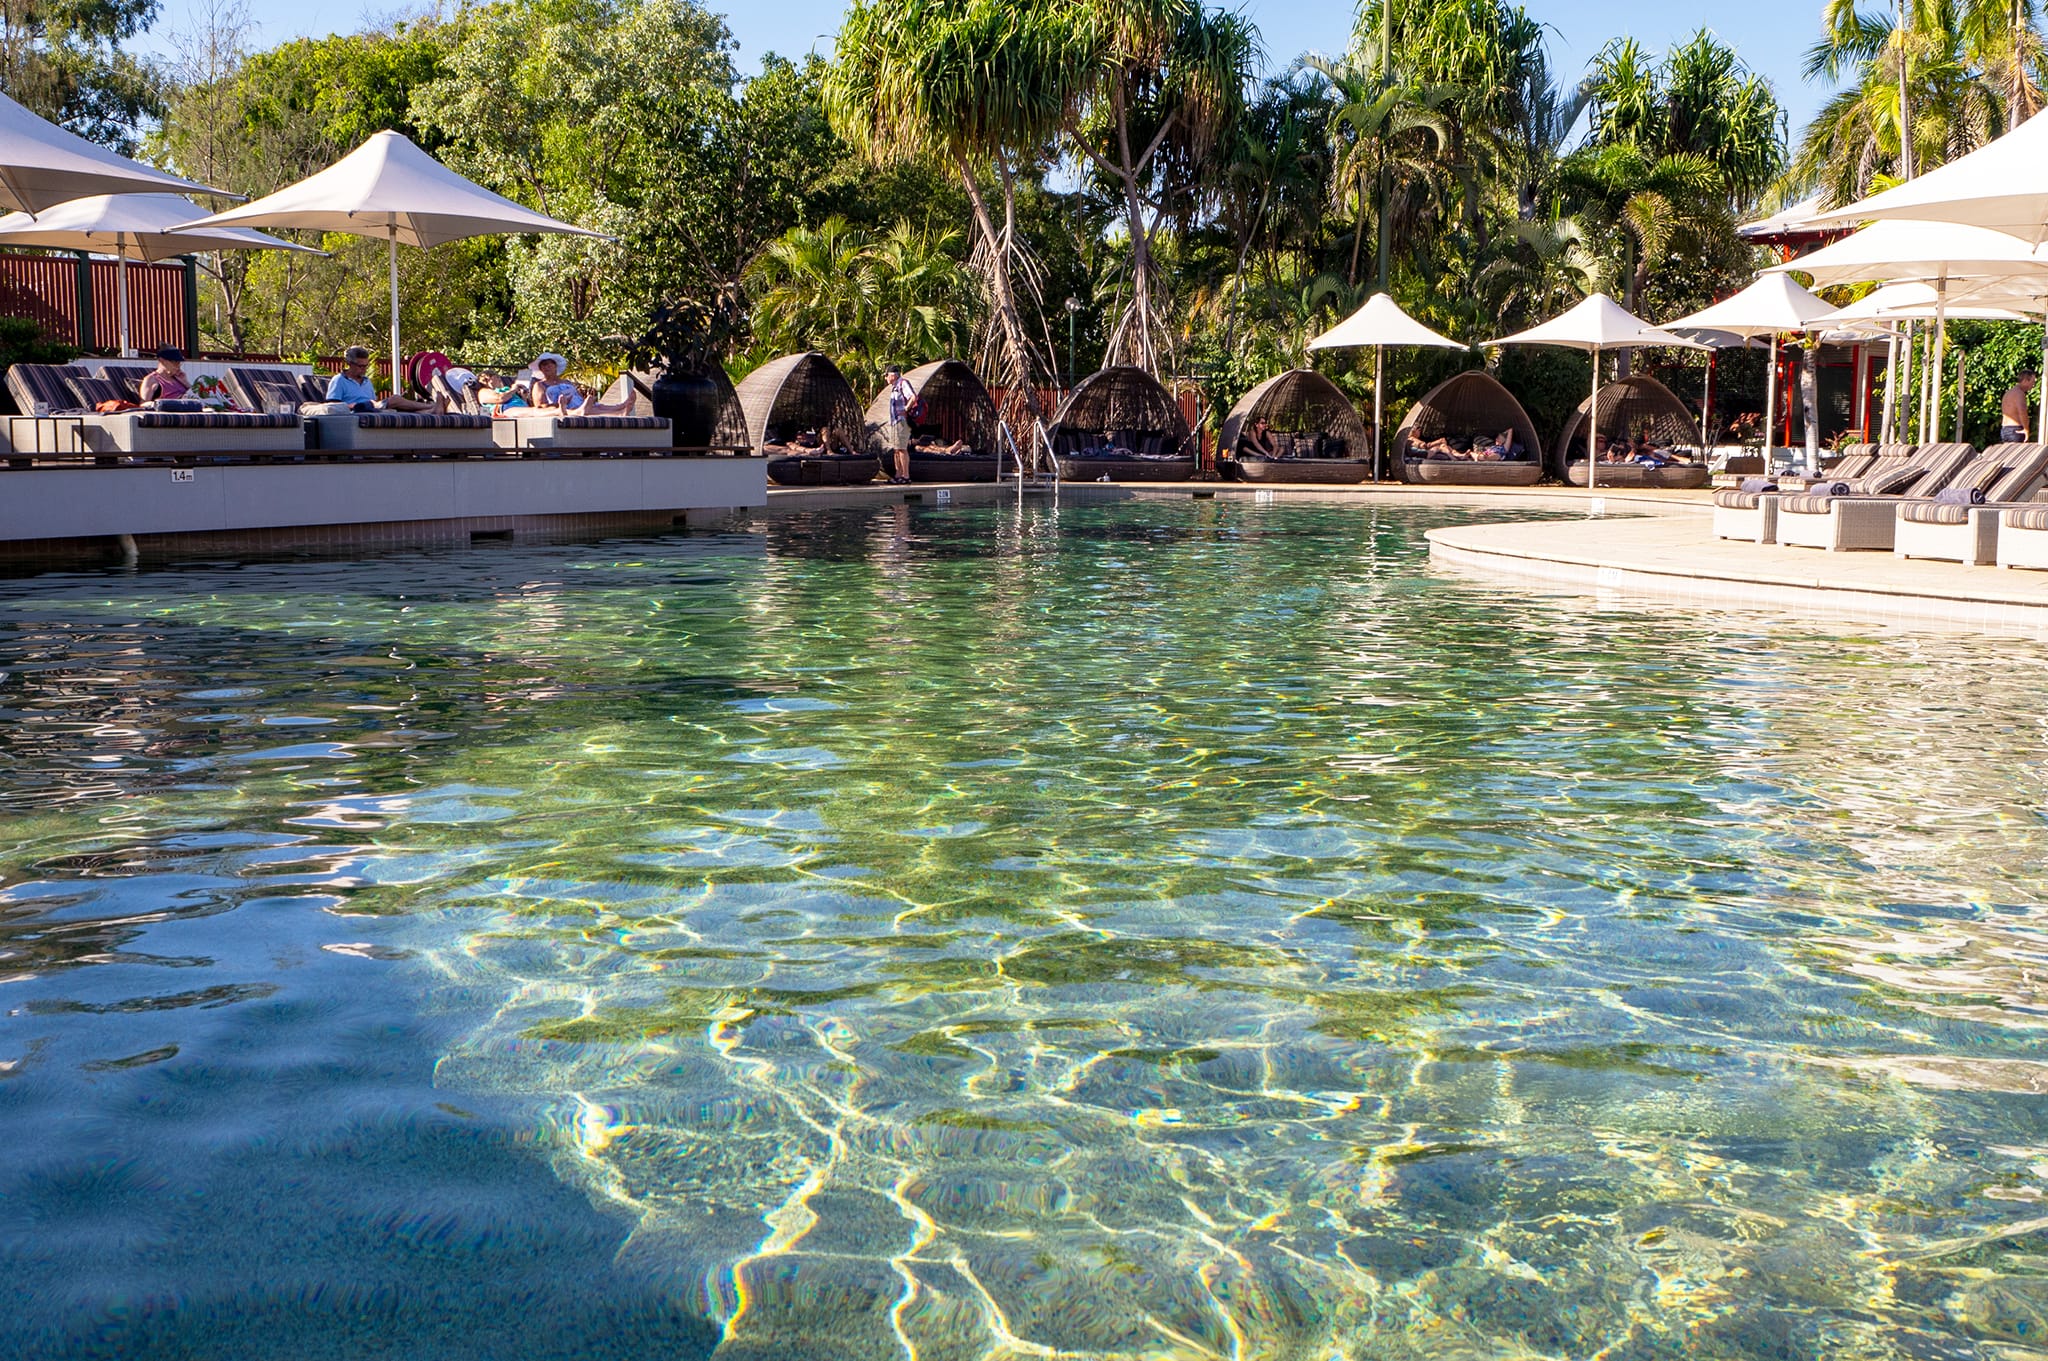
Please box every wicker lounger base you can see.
[1712,497,1777,543]
[1565,463,1711,489]
[767,454,883,486]
[1056,455,1198,483]
[1895,505,2002,566]
[907,454,999,483]
[1404,459,1542,487]
[1998,509,2048,569]
[1226,456,1371,485]
[1776,496,1902,551]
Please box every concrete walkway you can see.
[1429,510,2048,631]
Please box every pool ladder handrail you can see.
[997,420,1060,491]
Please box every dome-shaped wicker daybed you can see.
[1558,373,1710,489]
[1217,369,1373,484]
[863,359,1002,482]
[1047,366,1195,482]
[1393,370,1545,485]
[738,351,878,486]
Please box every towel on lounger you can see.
[1738,477,1776,493]
[1934,485,1986,506]
[1811,480,1851,496]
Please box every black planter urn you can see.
[648,370,724,449]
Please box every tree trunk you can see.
[1110,86,1159,374]
[953,153,1042,428]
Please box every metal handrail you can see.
[1033,420,1060,488]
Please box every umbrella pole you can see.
[388,226,401,398]
[1700,348,1714,448]
[1372,345,1383,483]
[1587,346,1600,492]
[1763,333,1778,470]
[1879,324,1899,445]
[1932,281,1949,442]
[2038,307,2048,441]
[117,245,131,358]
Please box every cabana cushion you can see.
[132,412,301,429]
[553,414,667,430]
[351,412,492,429]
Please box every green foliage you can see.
[0,316,77,373]
[742,215,974,380]
[0,0,165,149]
[1944,320,2045,447]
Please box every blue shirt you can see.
[326,372,378,406]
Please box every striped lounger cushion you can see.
[351,412,491,429]
[224,367,307,411]
[1776,492,1846,514]
[66,375,132,408]
[1712,488,1768,508]
[552,415,668,430]
[1899,501,1974,526]
[2005,505,2048,532]
[8,363,90,414]
[132,412,302,429]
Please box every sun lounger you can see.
[1712,445,1918,542]
[1772,443,1976,551]
[1892,444,2048,565]
[309,410,495,452]
[1996,505,2048,569]
[490,412,672,451]
[81,410,305,454]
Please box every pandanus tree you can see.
[827,0,1087,423]
[1063,0,1257,373]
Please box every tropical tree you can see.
[1061,0,1257,372]
[1307,55,1450,288]
[827,0,1086,417]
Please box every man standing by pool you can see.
[2000,369,2037,442]
[880,364,916,484]
[327,345,439,412]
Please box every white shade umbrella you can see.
[0,194,322,356]
[1818,281,2026,325]
[1664,274,1839,462]
[1805,112,2048,244]
[177,130,605,384]
[1485,294,1703,489]
[0,90,225,214]
[1765,218,2048,288]
[1307,292,1465,481]
[1737,195,1828,239]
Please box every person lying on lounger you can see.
[328,345,441,412]
[524,353,635,416]
[788,425,854,456]
[138,346,191,404]
[911,434,971,455]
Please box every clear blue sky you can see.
[155,0,1830,135]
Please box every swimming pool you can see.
[2,496,2045,1359]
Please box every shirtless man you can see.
[2000,370,2037,442]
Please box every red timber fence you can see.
[0,252,197,354]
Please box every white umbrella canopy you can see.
[1308,292,1465,350]
[1663,275,1839,463]
[1765,218,2048,288]
[1737,195,1828,239]
[177,130,606,382]
[1486,294,1703,488]
[1805,112,2048,244]
[1307,292,1466,481]
[0,194,323,356]
[0,90,225,214]
[1819,281,2026,325]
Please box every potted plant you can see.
[625,287,747,449]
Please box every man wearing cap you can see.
[327,345,438,412]
[880,363,915,483]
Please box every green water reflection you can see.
[4,497,2048,1359]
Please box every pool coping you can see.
[1426,512,2048,632]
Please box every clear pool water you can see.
[3,497,2046,1360]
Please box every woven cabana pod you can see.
[1557,373,1709,489]
[862,359,1002,482]
[737,351,878,486]
[1393,370,1544,486]
[1047,366,1196,481]
[1217,369,1373,484]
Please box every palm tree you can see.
[1307,55,1452,288]
[744,216,879,369]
